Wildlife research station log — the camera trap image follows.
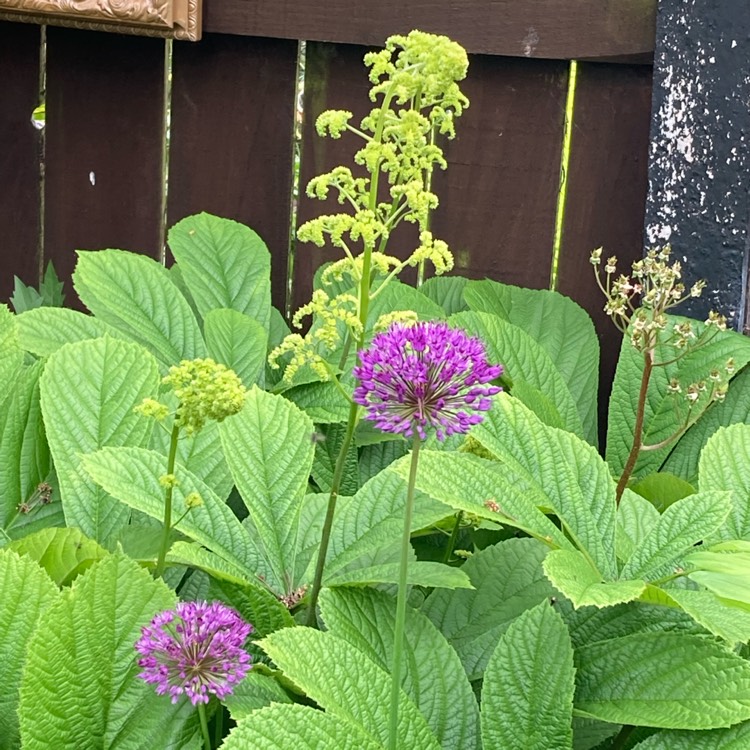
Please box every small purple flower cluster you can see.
[135,601,252,705]
[353,321,502,440]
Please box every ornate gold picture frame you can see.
[0,0,201,40]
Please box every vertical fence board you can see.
[167,34,298,312]
[44,28,165,297]
[557,62,653,427]
[1,22,41,302]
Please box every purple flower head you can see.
[353,321,503,440]
[135,601,252,705]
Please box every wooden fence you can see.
[1,1,658,401]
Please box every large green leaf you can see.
[219,387,315,593]
[311,422,359,496]
[616,489,660,562]
[261,627,441,750]
[422,538,555,680]
[0,360,49,528]
[481,602,575,749]
[0,550,59,750]
[73,250,206,367]
[326,561,471,589]
[204,308,267,388]
[320,587,480,750]
[222,704,382,750]
[450,310,584,438]
[0,304,23,411]
[419,276,470,315]
[464,279,599,445]
[40,337,159,545]
[631,471,696,513]
[19,555,199,749]
[606,318,750,482]
[17,307,116,357]
[222,673,292,722]
[168,213,272,329]
[699,424,750,539]
[367,279,445,327]
[471,394,618,579]
[574,632,750,728]
[632,721,750,749]
[284,380,352,423]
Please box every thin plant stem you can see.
[198,703,212,750]
[615,350,653,505]
[388,435,421,750]
[610,724,634,750]
[305,401,359,626]
[442,511,463,564]
[213,705,224,747]
[154,421,181,577]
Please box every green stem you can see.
[154,421,180,577]
[213,705,224,747]
[198,703,211,750]
[610,724,634,750]
[305,401,359,626]
[615,350,653,505]
[442,511,463,564]
[388,436,421,750]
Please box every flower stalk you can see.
[154,421,181,577]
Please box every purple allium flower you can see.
[353,321,503,440]
[135,601,252,705]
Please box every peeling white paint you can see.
[521,28,539,57]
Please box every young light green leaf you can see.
[575,632,750,728]
[511,381,566,431]
[620,491,731,580]
[320,587,480,750]
[261,627,441,750]
[464,279,599,445]
[0,550,59,750]
[450,311,584,438]
[16,307,116,357]
[204,308,268,387]
[219,387,315,593]
[222,704,383,750]
[422,538,555,680]
[168,213,272,329]
[326,561,472,589]
[0,304,23,411]
[222,672,292,722]
[631,471,696,512]
[685,549,750,606]
[19,555,199,750]
[419,275,470,315]
[482,601,575,750]
[616,489,660,562]
[40,337,160,545]
[544,549,645,608]
[73,249,206,367]
[471,394,618,578]
[9,527,107,585]
[632,721,750,749]
[699,424,750,539]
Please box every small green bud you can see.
[134,398,169,421]
[159,474,179,489]
[185,492,203,509]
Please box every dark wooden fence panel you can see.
[166,34,299,311]
[558,62,653,420]
[1,22,41,301]
[43,28,166,299]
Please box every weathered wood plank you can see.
[204,0,656,62]
[0,22,41,301]
[44,28,165,298]
[167,33,298,312]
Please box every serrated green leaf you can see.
[482,601,574,749]
[700,424,750,539]
[544,549,645,608]
[511,381,566,431]
[222,672,292,721]
[0,360,49,528]
[367,279,445,326]
[9,527,107,585]
[419,276,470,315]
[606,318,750,482]
[311,422,359,495]
[320,587,479,750]
[0,304,23,411]
[40,261,65,307]
[0,550,59,750]
[326,561,472,589]
[422,538,555,680]
[81,446,266,579]
[40,337,160,545]
[620,491,731,580]
[284,380,352,423]
[451,310,584,438]
[632,721,750,749]
[616,489,660,562]
[464,279,599,445]
[10,276,42,314]
[685,549,750,606]
[631,471,696,512]
[73,249,206,367]
[204,308,267,387]
[222,704,382,750]
[358,439,408,484]
[17,307,116,357]
[168,213,272,329]
[471,394,618,578]
[572,718,619,750]
[19,555,199,749]
[575,632,750,728]
[219,388,314,593]
[261,627,441,749]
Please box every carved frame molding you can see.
[0,0,201,40]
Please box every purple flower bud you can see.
[135,601,252,705]
[353,321,502,441]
